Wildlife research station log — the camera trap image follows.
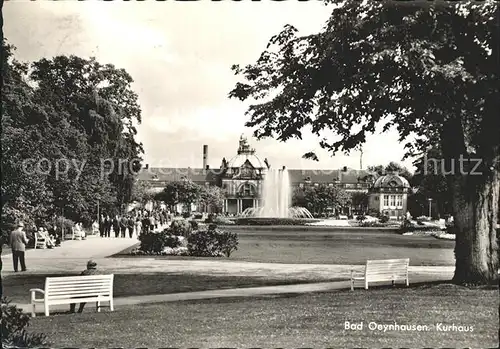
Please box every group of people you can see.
[36,226,60,248]
[98,209,171,239]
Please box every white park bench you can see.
[34,233,47,249]
[30,274,114,317]
[350,258,409,290]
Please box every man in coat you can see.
[69,260,100,313]
[9,222,29,272]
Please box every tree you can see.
[155,181,202,213]
[29,55,144,212]
[293,184,350,216]
[2,39,143,229]
[130,180,154,204]
[198,185,225,213]
[230,1,499,284]
[367,162,413,182]
[409,146,452,218]
[350,192,369,214]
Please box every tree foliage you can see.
[230,1,499,284]
[367,162,413,182]
[154,181,203,212]
[1,40,143,236]
[199,185,225,213]
[292,184,350,216]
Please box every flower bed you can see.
[133,219,239,257]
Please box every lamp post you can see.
[428,198,433,219]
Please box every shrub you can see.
[182,212,191,219]
[53,216,75,233]
[416,215,431,222]
[138,231,181,253]
[366,209,380,218]
[214,216,235,225]
[1,297,48,348]
[360,221,391,227]
[356,214,366,222]
[169,219,192,237]
[193,213,203,220]
[379,215,389,223]
[187,228,239,257]
[232,218,320,226]
[189,220,199,231]
[204,213,216,223]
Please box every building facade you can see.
[367,173,411,219]
[137,135,408,217]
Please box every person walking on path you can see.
[142,215,150,234]
[127,216,135,238]
[120,215,128,238]
[135,218,142,239]
[69,260,100,313]
[99,214,105,238]
[112,215,120,238]
[9,222,28,272]
[105,215,112,238]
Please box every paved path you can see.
[4,236,455,313]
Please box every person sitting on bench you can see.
[69,260,99,313]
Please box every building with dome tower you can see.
[367,172,411,219]
[219,134,267,214]
[137,134,408,217]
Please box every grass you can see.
[2,272,344,304]
[27,283,499,348]
[114,229,456,265]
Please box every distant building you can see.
[137,135,406,216]
[368,172,411,219]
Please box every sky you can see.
[4,0,416,171]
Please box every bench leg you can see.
[96,301,101,312]
[109,299,114,312]
[31,303,36,317]
[44,304,49,317]
[350,279,354,291]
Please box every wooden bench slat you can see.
[47,278,112,282]
[47,287,109,298]
[39,297,108,305]
[47,283,112,288]
[47,282,112,288]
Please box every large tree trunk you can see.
[440,117,499,285]
[450,169,499,285]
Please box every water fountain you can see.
[240,167,314,219]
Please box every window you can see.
[383,195,389,206]
[396,195,403,207]
[390,195,396,206]
[240,183,254,196]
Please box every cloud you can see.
[4,1,416,172]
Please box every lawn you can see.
[2,272,344,304]
[27,283,498,348]
[114,229,456,265]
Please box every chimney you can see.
[203,145,208,170]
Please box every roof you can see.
[136,167,220,183]
[137,167,372,184]
[227,154,264,169]
[373,173,410,188]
